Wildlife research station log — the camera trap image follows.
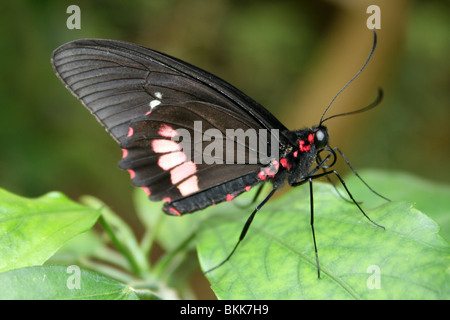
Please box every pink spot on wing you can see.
[293,151,298,157]
[263,165,277,176]
[170,161,197,184]
[127,127,134,137]
[158,152,187,170]
[271,160,279,171]
[177,175,199,196]
[141,186,151,196]
[152,139,181,153]
[226,194,235,202]
[158,124,178,138]
[168,207,181,216]
[257,171,267,180]
[162,197,171,203]
[127,169,135,179]
[245,185,252,192]
[121,148,128,159]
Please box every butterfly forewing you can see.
[51,39,290,142]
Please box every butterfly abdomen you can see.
[163,172,263,215]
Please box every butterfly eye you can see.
[314,127,328,149]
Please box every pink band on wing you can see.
[158,124,178,138]
[158,151,187,170]
[152,139,181,153]
[177,175,199,196]
[170,161,197,184]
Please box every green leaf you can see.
[0,265,138,300]
[343,169,450,240]
[81,195,150,277]
[197,182,449,299]
[0,189,100,272]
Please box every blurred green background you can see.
[0,0,448,296]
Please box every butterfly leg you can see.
[308,178,321,278]
[316,153,357,204]
[203,188,277,274]
[333,147,390,202]
[293,170,385,229]
[292,169,384,278]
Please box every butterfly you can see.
[51,30,387,276]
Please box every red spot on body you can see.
[299,140,311,152]
[280,158,292,171]
[226,194,235,202]
[308,133,315,144]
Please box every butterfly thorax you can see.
[276,125,329,187]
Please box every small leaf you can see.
[81,195,150,277]
[197,182,449,300]
[0,189,100,272]
[0,265,138,300]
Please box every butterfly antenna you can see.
[321,88,383,124]
[319,30,378,126]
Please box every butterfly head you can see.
[293,125,328,154]
[312,126,328,150]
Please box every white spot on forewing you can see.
[155,92,162,99]
[149,99,161,109]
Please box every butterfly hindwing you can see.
[118,101,265,212]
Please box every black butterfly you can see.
[51,30,387,276]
